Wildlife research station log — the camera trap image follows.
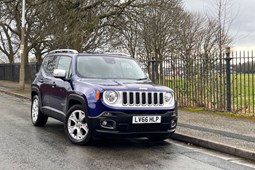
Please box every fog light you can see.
[102,120,107,126]
[171,120,177,128]
[100,119,116,129]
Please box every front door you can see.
[50,55,72,113]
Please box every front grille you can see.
[122,91,164,106]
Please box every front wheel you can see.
[64,105,92,145]
[31,95,48,126]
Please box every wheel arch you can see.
[66,94,88,114]
[31,86,42,108]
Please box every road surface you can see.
[0,93,254,170]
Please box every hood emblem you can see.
[139,87,148,90]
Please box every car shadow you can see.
[91,137,170,148]
[42,120,171,149]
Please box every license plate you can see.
[132,116,161,124]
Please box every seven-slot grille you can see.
[122,92,164,106]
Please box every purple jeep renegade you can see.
[31,49,177,145]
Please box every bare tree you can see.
[0,0,139,63]
[44,0,138,52]
[173,0,234,109]
[208,0,233,109]
[0,23,19,63]
[136,0,185,82]
[0,1,19,63]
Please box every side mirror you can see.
[53,69,66,79]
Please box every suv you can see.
[31,49,177,145]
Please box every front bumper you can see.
[88,109,178,138]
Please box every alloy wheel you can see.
[32,98,39,123]
[67,110,89,141]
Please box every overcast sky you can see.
[183,0,255,50]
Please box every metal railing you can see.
[140,50,255,116]
[0,62,41,83]
[0,51,254,116]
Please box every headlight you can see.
[104,91,118,104]
[165,92,174,103]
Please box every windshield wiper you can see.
[136,77,148,81]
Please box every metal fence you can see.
[0,52,254,116]
[141,50,255,116]
[0,63,40,83]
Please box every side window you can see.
[42,56,58,77]
[56,56,72,78]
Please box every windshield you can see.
[76,56,147,79]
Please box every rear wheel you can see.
[31,95,48,126]
[64,105,92,145]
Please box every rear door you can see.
[40,55,58,107]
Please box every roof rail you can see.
[104,52,131,57]
[48,49,79,54]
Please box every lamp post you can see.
[19,0,25,90]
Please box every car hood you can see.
[77,79,172,92]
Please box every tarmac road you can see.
[0,93,254,170]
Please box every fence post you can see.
[150,57,156,83]
[225,47,232,112]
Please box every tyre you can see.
[64,105,92,145]
[31,95,48,126]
